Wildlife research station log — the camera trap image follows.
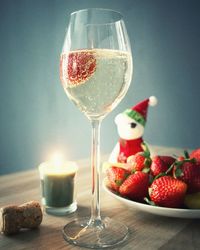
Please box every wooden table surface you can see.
[0,146,200,250]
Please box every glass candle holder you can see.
[38,161,78,216]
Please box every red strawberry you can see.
[150,155,176,177]
[119,172,149,201]
[106,166,130,192]
[160,156,176,166]
[178,156,185,161]
[60,50,96,86]
[190,148,200,164]
[173,160,200,193]
[151,156,168,177]
[127,150,151,173]
[149,176,187,208]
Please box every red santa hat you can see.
[123,96,157,126]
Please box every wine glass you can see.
[60,8,133,249]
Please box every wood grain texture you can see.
[0,146,199,250]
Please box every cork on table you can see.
[0,146,200,250]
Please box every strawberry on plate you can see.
[119,171,149,201]
[127,143,151,173]
[106,166,130,192]
[149,176,187,208]
[150,155,176,177]
[60,50,96,86]
[160,156,176,167]
[173,159,200,193]
[190,148,200,164]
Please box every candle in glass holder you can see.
[38,153,78,215]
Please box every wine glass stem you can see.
[90,119,102,224]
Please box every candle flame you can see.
[51,151,64,168]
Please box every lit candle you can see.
[38,152,78,215]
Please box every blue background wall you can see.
[0,0,200,174]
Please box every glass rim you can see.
[70,8,123,22]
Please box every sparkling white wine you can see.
[60,49,132,119]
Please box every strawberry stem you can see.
[154,172,166,180]
[165,162,176,175]
[184,150,190,159]
[141,142,151,158]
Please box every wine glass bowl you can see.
[60,49,132,119]
[60,8,133,248]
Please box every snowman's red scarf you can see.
[117,137,144,163]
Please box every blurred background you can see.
[0,0,200,174]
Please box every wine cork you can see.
[0,201,43,235]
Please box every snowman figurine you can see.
[109,96,157,163]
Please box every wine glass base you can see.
[62,217,129,249]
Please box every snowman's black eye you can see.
[130,123,136,128]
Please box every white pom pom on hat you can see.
[149,96,158,106]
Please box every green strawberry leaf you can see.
[175,161,184,167]
[190,157,197,164]
[184,150,190,159]
[144,197,156,206]
[125,173,130,179]
[131,169,136,174]
[140,151,149,158]
[174,167,183,177]
[175,158,196,166]
[115,179,123,186]
[142,167,150,174]
[141,142,151,158]
[144,158,152,168]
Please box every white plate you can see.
[103,178,200,219]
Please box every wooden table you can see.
[0,146,200,250]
